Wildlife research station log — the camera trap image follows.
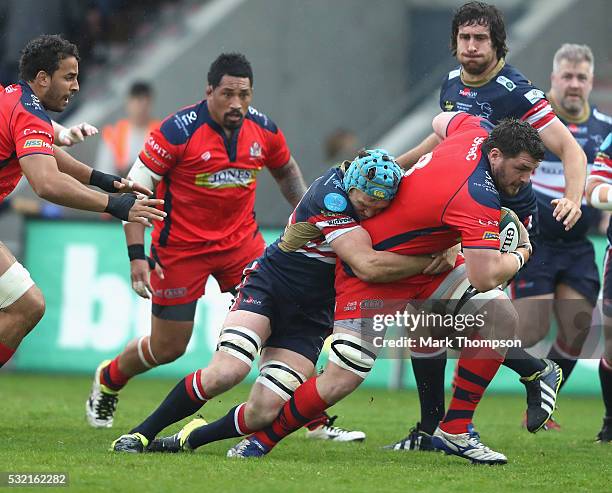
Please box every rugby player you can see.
[585,133,612,442]
[512,44,611,430]
[86,52,310,429]
[388,1,586,450]
[0,35,165,371]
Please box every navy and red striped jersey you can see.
[262,166,361,302]
[440,60,557,224]
[0,81,54,202]
[140,100,291,249]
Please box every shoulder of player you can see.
[158,101,209,145]
[445,66,462,82]
[244,106,280,134]
[592,106,612,126]
[497,63,531,85]
[308,167,354,214]
[452,156,500,211]
[13,83,52,126]
[441,67,461,92]
[483,64,543,102]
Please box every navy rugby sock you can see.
[600,358,612,418]
[132,370,208,441]
[187,403,253,449]
[411,354,447,435]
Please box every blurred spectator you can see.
[0,0,182,88]
[324,128,360,164]
[95,81,159,176]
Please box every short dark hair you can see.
[207,53,253,88]
[19,35,79,81]
[129,81,153,98]
[451,2,508,60]
[482,118,545,162]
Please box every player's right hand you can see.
[127,196,166,227]
[130,258,164,299]
[551,197,582,231]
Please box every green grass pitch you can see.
[2,373,611,492]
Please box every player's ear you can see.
[34,70,50,88]
[205,85,213,98]
[488,147,502,163]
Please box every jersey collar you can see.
[460,58,505,88]
[547,92,590,124]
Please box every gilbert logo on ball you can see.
[499,207,520,253]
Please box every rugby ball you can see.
[499,207,521,253]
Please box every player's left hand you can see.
[423,243,460,275]
[112,178,154,196]
[551,197,582,231]
[58,122,99,146]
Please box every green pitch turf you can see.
[1,373,610,492]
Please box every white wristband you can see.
[590,183,612,210]
[509,251,524,272]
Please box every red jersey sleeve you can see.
[518,92,557,132]
[12,105,54,159]
[138,124,180,175]
[264,126,291,169]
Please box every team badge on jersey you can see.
[524,89,545,104]
[250,141,262,158]
[324,192,347,212]
[476,101,493,119]
[444,100,455,111]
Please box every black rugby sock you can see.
[600,358,612,418]
[132,371,208,441]
[187,404,252,449]
[547,344,578,390]
[501,347,547,378]
[411,354,447,435]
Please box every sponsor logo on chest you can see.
[195,167,260,188]
[459,87,477,99]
